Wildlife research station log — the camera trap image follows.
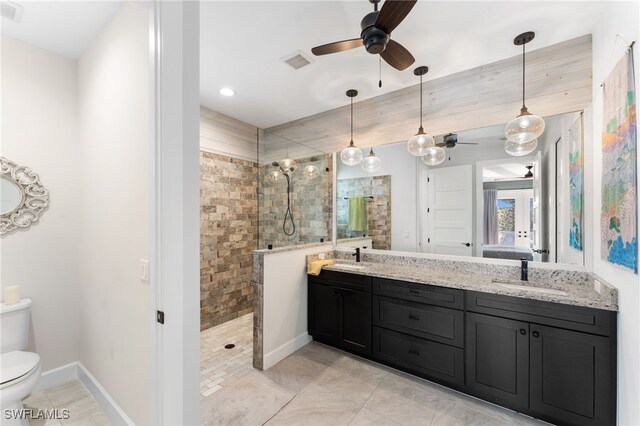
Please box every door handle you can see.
[461,242,471,247]
[409,289,420,295]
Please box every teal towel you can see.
[348,197,367,232]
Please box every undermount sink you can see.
[333,264,367,271]
[492,279,568,296]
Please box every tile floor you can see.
[201,341,550,426]
[22,380,111,425]
[200,313,254,398]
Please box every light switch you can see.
[140,259,150,284]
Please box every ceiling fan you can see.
[435,133,480,149]
[311,0,417,71]
[494,165,534,181]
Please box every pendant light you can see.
[505,138,538,156]
[361,147,382,173]
[340,89,363,166]
[504,32,545,145]
[407,66,437,157]
[421,147,446,166]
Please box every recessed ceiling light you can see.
[219,87,235,97]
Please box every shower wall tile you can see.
[336,176,391,250]
[258,154,333,248]
[201,151,258,331]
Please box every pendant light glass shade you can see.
[361,148,382,173]
[407,66,434,156]
[505,108,545,144]
[341,141,363,166]
[269,170,282,182]
[505,32,545,144]
[407,129,436,156]
[505,138,537,156]
[279,158,296,172]
[302,165,320,179]
[421,146,446,166]
[341,89,363,166]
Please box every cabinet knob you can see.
[532,331,539,338]
[519,329,526,335]
[408,314,420,321]
[409,289,420,295]
[408,349,420,356]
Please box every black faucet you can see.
[353,247,361,263]
[521,258,528,281]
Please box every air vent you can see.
[280,50,314,70]
[1,0,24,23]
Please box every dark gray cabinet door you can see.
[308,281,339,345]
[530,324,613,426]
[338,288,372,356]
[466,312,529,410]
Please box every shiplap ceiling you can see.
[200,1,604,129]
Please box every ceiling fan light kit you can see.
[504,31,545,149]
[407,65,437,156]
[361,147,382,172]
[341,89,364,166]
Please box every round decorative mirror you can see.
[0,157,49,235]
[0,176,24,216]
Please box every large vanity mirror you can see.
[335,111,585,266]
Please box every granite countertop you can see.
[321,260,618,311]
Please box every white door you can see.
[497,189,533,249]
[426,165,473,256]
[531,151,543,261]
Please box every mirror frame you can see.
[0,157,50,235]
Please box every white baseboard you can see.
[77,362,133,426]
[33,362,78,392]
[263,332,312,370]
[32,362,132,426]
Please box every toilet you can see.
[0,299,41,426]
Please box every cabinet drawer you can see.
[373,327,464,387]
[373,296,464,347]
[311,270,372,292]
[467,291,614,336]
[373,278,463,309]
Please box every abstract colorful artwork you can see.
[601,49,637,272]
[569,119,583,251]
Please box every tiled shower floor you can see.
[200,313,254,398]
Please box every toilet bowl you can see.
[0,299,41,426]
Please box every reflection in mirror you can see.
[0,176,23,216]
[335,111,585,265]
[258,131,333,249]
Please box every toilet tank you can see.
[0,298,32,353]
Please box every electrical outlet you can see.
[140,260,150,284]
[594,279,602,294]
[318,253,326,260]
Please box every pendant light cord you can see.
[419,74,423,128]
[350,96,354,142]
[282,173,295,236]
[522,43,526,109]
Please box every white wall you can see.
[77,3,149,424]
[590,2,640,424]
[0,35,81,371]
[262,245,330,369]
[337,143,418,252]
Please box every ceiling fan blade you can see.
[375,0,417,34]
[311,38,363,56]
[380,39,415,70]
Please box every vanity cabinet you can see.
[466,291,616,426]
[308,271,617,426]
[308,272,372,356]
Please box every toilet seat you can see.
[0,351,40,389]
